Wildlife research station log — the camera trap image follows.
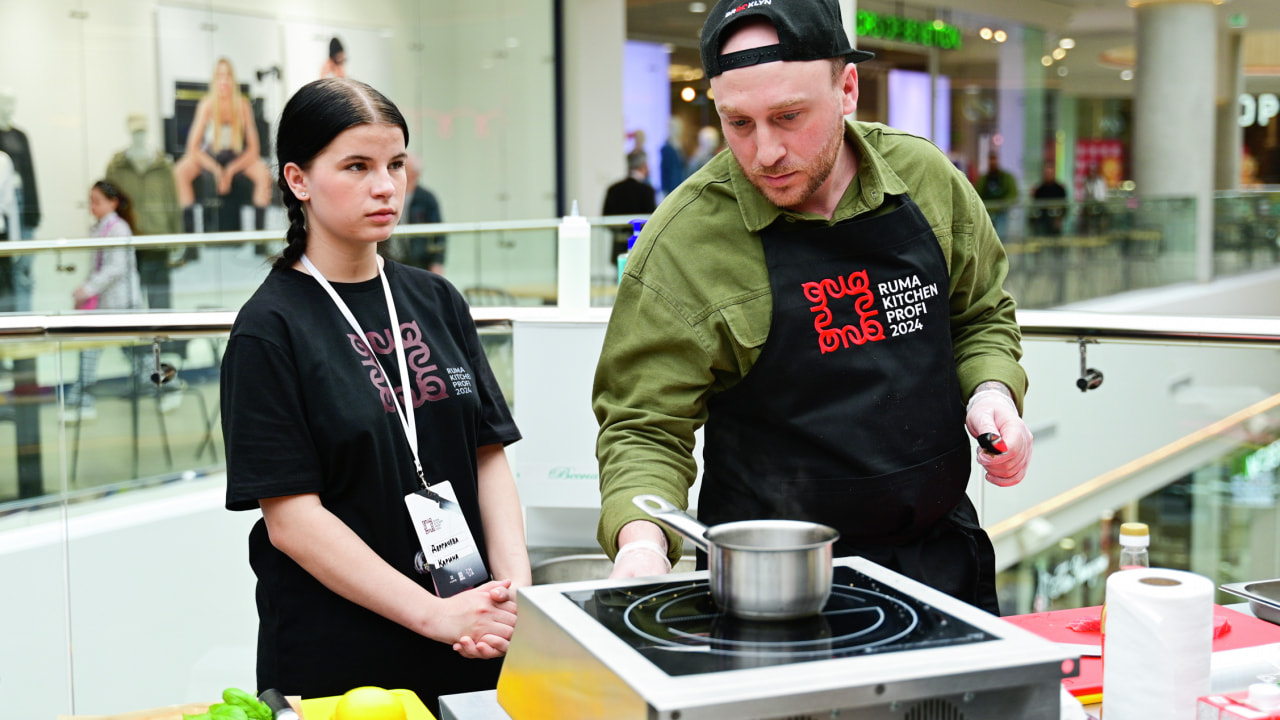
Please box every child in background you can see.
[64,180,145,421]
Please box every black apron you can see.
[698,194,1000,614]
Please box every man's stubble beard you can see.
[740,115,845,211]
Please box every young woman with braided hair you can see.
[221,78,529,715]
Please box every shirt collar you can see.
[729,120,911,232]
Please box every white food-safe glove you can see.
[609,539,673,580]
[965,387,1033,487]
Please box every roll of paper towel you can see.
[1101,568,1215,720]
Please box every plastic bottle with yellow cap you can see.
[1101,522,1151,664]
[1117,522,1150,570]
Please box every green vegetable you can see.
[210,704,250,720]
[221,687,272,720]
[222,688,257,708]
[182,714,212,720]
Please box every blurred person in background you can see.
[602,149,656,262]
[65,180,145,422]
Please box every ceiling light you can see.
[1059,38,1076,49]
[1057,66,1069,77]
[994,29,1007,43]
[1121,69,1134,81]
[681,87,696,102]
[1041,56,1053,67]
[979,27,993,40]
[1052,47,1067,60]
[689,1,707,11]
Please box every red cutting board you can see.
[1002,604,1280,697]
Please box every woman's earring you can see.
[298,191,308,199]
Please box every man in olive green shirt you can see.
[594,0,1032,613]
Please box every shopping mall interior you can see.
[3,0,1280,717]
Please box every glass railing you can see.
[16,198,1280,323]
[1214,190,1280,277]
[987,196,1198,310]
[989,191,1280,312]
[0,312,513,507]
[0,220,571,315]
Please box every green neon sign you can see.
[856,10,962,51]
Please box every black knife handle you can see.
[258,688,300,720]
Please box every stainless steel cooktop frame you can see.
[496,556,1078,720]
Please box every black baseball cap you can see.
[700,0,875,79]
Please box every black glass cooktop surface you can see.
[565,566,996,676]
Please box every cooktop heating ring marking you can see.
[621,583,921,657]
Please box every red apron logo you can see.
[801,270,885,353]
[725,0,772,18]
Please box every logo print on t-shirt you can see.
[347,320,449,412]
[801,270,885,353]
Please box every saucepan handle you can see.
[632,494,710,551]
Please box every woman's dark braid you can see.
[274,179,308,270]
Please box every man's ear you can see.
[842,65,860,116]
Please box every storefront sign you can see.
[1239,93,1279,128]
[856,10,962,51]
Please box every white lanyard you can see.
[300,254,425,488]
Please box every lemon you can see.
[331,686,407,720]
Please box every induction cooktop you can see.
[496,556,1078,720]
[568,565,995,676]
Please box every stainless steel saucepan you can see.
[632,494,839,620]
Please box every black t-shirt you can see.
[222,259,520,709]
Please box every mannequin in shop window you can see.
[106,113,183,309]
[0,89,38,311]
[172,57,273,233]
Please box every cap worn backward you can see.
[700,0,875,79]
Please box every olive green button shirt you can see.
[593,120,1027,561]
